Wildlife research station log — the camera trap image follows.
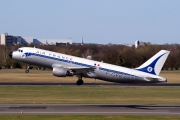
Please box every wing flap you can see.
[67,66,96,74]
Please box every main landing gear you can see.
[25,64,30,73]
[76,75,84,85]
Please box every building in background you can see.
[0,33,17,45]
[135,40,147,49]
[37,39,72,45]
[20,36,33,45]
[120,40,148,49]
[0,33,72,45]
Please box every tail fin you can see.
[135,50,170,75]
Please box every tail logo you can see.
[147,67,153,72]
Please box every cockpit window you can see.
[18,49,23,52]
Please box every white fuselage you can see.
[11,47,167,83]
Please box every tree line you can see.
[0,44,180,70]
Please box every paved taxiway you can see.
[0,82,180,87]
[0,104,180,115]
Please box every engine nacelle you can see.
[52,67,68,77]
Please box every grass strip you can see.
[0,115,180,120]
[0,86,180,104]
[0,69,180,83]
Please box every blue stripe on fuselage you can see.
[24,52,139,78]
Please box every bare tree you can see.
[0,46,12,68]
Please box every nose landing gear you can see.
[25,64,30,73]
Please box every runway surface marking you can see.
[0,104,180,115]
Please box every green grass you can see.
[0,86,180,104]
[0,70,180,119]
[0,115,180,120]
[0,69,103,83]
[160,70,180,83]
[0,69,180,83]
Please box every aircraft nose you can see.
[9,52,13,58]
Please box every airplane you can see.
[9,47,170,85]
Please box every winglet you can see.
[135,50,170,75]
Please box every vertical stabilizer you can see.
[135,50,170,75]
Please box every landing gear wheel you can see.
[76,80,84,85]
[25,70,29,73]
[25,64,30,73]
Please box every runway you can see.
[0,82,180,87]
[0,104,180,115]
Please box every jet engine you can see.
[52,67,68,77]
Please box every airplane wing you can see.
[52,63,95,75]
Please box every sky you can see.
[0,0,180,44]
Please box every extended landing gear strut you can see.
[25,64,30,73]
[76,74,84,85]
